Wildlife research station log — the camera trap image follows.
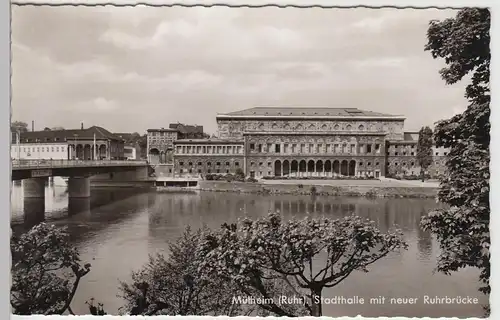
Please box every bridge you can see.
[11,159,151,207]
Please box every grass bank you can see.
[198,180,437,198]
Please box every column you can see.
[23,178,46,198]
[68,176,91,198]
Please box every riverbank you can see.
[198,180,438,198]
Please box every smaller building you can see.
[12,125,125,160]
[147,128,178,164]
[173,139,244,177]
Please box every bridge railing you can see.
[12,159,148,169]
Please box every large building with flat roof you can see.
[148,107,448,179]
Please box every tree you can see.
[416,126,433,181]
[43,127,52,131]
[201,213,407,316]
[234,168,245,181]
[52,126,65,131]
[10,223,91,315]
[11,120,28,133]
[119,227,245,316]
[420,8,490,299]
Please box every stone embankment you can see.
[198,180,437,198]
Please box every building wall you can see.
[11,143,69,160]
[244,133,387,178]
[217,118,406,141]
[386,145,449,178]
[174,155,244,177]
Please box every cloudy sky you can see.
[12,6,468,134]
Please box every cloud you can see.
[11,6,468,134]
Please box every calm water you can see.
[10,185,487,318]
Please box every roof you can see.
[169,123,204,134]
[403,132,419,141]
[218,107,402,118]
[147,128,178,132]
[15,126,123,143]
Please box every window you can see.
[56,147,59,152]
[226,169,229,173]
[387,152,390,155]
[251,162,255,167]
[207,162,211,166]
[395,152,398,156]
[235,162,239,166]
[367,145,372,153]
[375,162,379,166]
[359,162,363,166]
[403,152,407,155]
[207,169,211,173]
[268,162,271,167]
[268,171,271,176]
[411,162,414,166]
[198,162,202,166]
[258,144,262,152]
[216,169,220,173]
[309,144,314,153]
[435,152,439,156]
[444,152,448,156]
[169,169,172,173]
[395,163,398,166]
[368,162,371,166]
[275,144,281,153]
[375,144,380,151]
[411,152,414,156]
[189,162,193,166]
[225,162,230,166]
[259,162,263,166]
[179,162,184,166]
[216,162,221,166]
[189,169,193,173]
[250,143,255,150]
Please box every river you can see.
[10,185,487,318]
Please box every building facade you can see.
[147,107,449,179]
[12,125,125,160]
[146,128,178,164]
[11,142,69,160]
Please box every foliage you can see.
[11,120,28,133]
[10,223,91,315]
[118,226,245,316]
[235,168,245,181]
[201,213,407,316]
[416,126,434,181]
[421,8,490,295]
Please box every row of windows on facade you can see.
[179,168,232,174]
[149,138,175,143]
[249,143,381,154]
[12,146,67,153]
[388,145,448,157]
[254,123,372,131]
[149,131,177,137]
[248,161,382,167]
[176,145,243,155]
[179,161,240,167]
[387,151,448,156]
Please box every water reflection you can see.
[11,188,485,318]
[23,198,45,229]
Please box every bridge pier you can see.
[68,176,91,198]
[23,178,46,198]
